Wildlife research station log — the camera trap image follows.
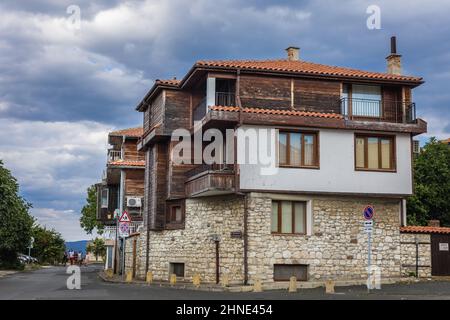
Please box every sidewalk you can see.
[98,270,427,293]
[0,270,19,279]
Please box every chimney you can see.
[286,46,300,61]
[428,220,441,228]
[386,36,402,75]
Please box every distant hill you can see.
[65,240,88,254]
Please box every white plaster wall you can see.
[238,126,412,195]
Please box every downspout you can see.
[234,68,249,285]
[145,147,151,275]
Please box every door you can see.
[431,234,450,276]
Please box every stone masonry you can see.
[400,233,432,278]
[125,193,427,284]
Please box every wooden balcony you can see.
[185,164,235,197]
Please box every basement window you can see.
[274,264,308,281]
[170,263,185,277]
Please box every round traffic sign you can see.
[363,206,374,220]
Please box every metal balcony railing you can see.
[108,150,122,162]
[340,98,416,123]
[102,221,144,239]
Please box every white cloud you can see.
[31,207,99,241]
[0,119,113,240]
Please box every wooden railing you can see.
[215,92,236,106]
[186,163,235,180]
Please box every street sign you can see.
[363,205,374,220]
[119,211,131,223]
[119,222,130,238]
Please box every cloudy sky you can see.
[0,0,449,241]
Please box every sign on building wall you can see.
[439,243,449,252]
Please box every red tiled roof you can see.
[109,127,143,138]
[108,160,145,168]
[155,79,180,86]
[196,59,423,83]
[209,105,344,119]
[400,226,450,235]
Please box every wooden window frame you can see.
[165,200,185,229]
[277,130,320,169]
[354,133,397,172]
[271,200,307,235]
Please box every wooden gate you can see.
[431,234,450,276]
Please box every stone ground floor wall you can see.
[400,233,432,278]
[124,193,423,284]
[128,195,245,283]
[247,193,402,283]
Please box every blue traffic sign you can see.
[363,206,374,220]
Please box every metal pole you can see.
[122,236,126,280]
[415,235,419,278]
[367,232,372,293]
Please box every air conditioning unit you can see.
[126,197,142,208]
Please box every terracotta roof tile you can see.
[109,127,143,138]
[155,79,181,86]
[400,226,450,235]
[209,105,344,119]
[108,160,145,168]
[196,59,422,83]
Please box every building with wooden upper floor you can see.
[95,127,145,273]
[127,37,430,285]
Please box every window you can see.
[278,131,318,168]
[271,201,306,234]
[101,189,109,208]
[166,201,185,225]
[355,135,396,171]
[274,264,308,281]
[343,84,382,117]
[170,263,185,277]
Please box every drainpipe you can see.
[233,68,249,285]
[145,148,151,275]
[215,239,220,284]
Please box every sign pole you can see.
[367,231,372,293]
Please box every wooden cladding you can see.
[124,169,144,196]
[146,143,168,230]
[355,134,396,172]
[122,140,145,162]
[239,75,341,113]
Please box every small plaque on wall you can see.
[439,243,449,251]
[230,231,243,239]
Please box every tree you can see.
[407,137,450,226]
[86,238,106,261]
[31,225,65,265]
[80,185,103,234]
[0,160,34,269]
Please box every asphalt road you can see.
[0,264,449,300]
